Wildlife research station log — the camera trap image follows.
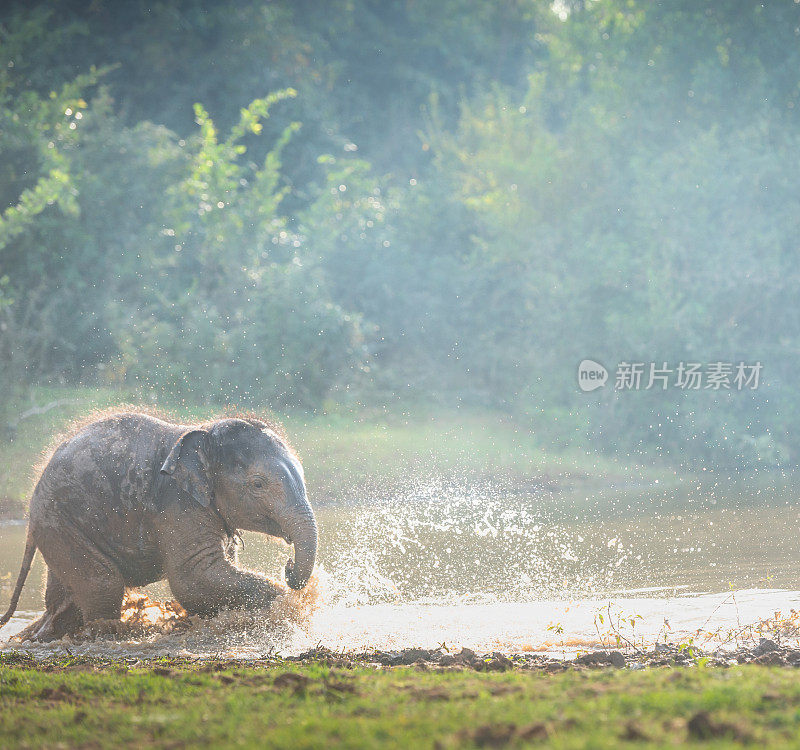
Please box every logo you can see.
[577,359,608,392]
[576,359,762,392]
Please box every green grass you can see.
[0,386,679,510]
[2,656,800,748]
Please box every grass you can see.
[2,656,800,748]
[0,385,679,511]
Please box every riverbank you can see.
[0,499,27,522]
[0,386,680,516]
[3,650,800,748]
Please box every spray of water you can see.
[318,479,638,604]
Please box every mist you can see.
[2,0,800,659]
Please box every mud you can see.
[4,576,324,658]
[279,637,800,670]
[4,639,800,673]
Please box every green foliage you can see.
[0,47,110,411]
[109,93,363,406]
[421,0,800,463]
[1,0,799,465]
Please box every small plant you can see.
[592,602,645,653]
[547,621,566,658]
[677,638,698,660]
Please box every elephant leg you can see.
[14,572,83,642]
[161,523,283,616]
[36,522,125,627]
[167,556,285,617]
[43,570,83,636]
[24,571,84,641]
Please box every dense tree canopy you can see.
[1,0,798,466]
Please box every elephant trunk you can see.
[274,462,318,590]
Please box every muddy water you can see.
[2,476,800,656]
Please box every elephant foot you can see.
[15,601,84,642]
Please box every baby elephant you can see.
[0,412,317,641]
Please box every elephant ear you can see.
[160,429,214,508]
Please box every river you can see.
[2,476,799,657]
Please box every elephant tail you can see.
[0,529,36,628]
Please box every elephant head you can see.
[160,418,317,590]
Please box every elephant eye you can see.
[252,477,266,490]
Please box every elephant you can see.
[0,411,317,641]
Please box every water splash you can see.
[3,573,326,659]
[318,480,643,605]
